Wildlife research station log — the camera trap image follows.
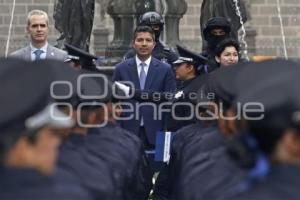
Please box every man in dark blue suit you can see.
[113,26,176,166]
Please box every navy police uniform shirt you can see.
[227,164,300,200]
[153,122,218,199]
[58,133,115,200]
[86,123,152,200]
[0,167,91,200]
[166,77,202,132]
[178,146,246,200]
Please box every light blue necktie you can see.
[34,49,44,60]
[139,62,147,89]
[139,63,147,126]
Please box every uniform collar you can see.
[180,76,197,89]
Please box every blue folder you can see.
[155,131,174,162]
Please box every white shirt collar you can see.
[30,42,48,53]
[135,55,151,67]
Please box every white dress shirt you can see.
[135,55,151,77]
[30,42,48,61]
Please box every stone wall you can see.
[250,0,300,58]
[0,0,299,58]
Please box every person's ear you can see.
[282,129,300,157]
[188,64,195,73]
[215,55,221,63]
[149,40,156,52]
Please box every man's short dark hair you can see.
[214,38,240,57]
[133,26,155,41]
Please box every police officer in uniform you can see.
[83,74,152,200]
[151,46,210,199]
[124,11,178,65]
[155,62,246,200]
[0,58,90,200]
[225,61,300,200]
[175,64,247,200]
[50,62,151,200]
[75,69,152,200]
[165,45,208,132]
[64,43,98,71]
[48,63,116,200]
[179,60,300,200]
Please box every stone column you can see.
[93,28,109,56]
[105,0,136,59]
[93,0,110,56]
[245,27,256,57]
[164,0,187,47]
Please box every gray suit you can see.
[9,45,68,61]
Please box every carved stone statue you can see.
[165,0,187,46]
[105,0,136,58]
[99,0,109,22]
[200,0,248,51]
[53,0,95,51]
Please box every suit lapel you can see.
[127,59,141,89]
[145,58,158,90]
[46,45,53,59]
[24,46,31,61]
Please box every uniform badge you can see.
[174,90,184,99]
[161,58,168,63]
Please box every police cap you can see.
[64,43,98,69]
[0,58,74,135]
[77,70,113,104]
[174,45,208,72]
[47,60,81,108]
[234,63,300,154]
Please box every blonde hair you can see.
[27,10,49,26]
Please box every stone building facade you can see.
[0,0,299,58]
